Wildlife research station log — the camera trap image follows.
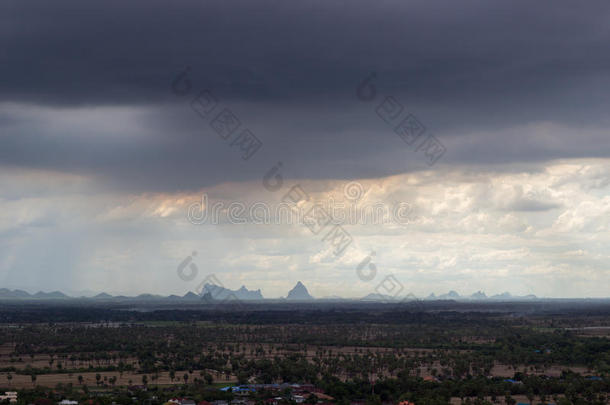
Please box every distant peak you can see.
[286,281,313,300]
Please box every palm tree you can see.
[204,373,213,385]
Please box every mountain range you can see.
[0,288,68,299]
[200,283,264,301]
[0,286,542,301]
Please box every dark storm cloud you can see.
[3,0,610,112]
[2,0,610,190]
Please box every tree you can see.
[204,373,213,385]
[183,373,189,385]
[237,371,249,385]
[305,394,317,404]
[95,373,101,386]
[142,374,148,386]
[31,373,37,386]
[169,370,175,383]
[78,375,84,385]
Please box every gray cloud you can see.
[2,0,610,116]
[2,0,610,190]
[3,1,610,297]
[507,199,561,212]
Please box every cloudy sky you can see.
[1,0,609,298]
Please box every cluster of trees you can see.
[2,371,608,405]
[319,372,610,405]
[2,318,608,380]
[0,306,608,404]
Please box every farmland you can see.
[0,301,608,404]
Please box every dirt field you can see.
[449,395,566,404]
[1,369,237,389]
[489,362,589,378]
[1,340,594,386]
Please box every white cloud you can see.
[1,159,609,298]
